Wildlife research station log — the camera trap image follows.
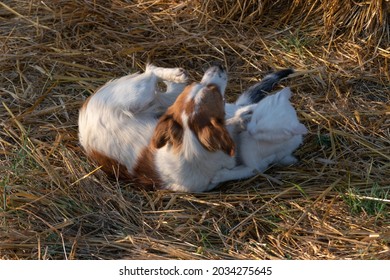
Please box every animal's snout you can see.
[203,61,226,78]
[206,65,225,76]
[212,62,225,72]
[207,61,225,71]
[201,63,228,94]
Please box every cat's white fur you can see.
[213,87,308,183]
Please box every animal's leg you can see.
[226,104,255,134]
[146,65,188,84]
[94,70,159,113]
[278,155,298,166]
[211,165,257,185]
[159,80,188,107]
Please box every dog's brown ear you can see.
[196,117,235,156]
[152,114,183,149]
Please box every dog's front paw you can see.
[211,168,230,184]
[224,158,236,170]
[278,155,298,166]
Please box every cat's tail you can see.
[235,68,294,106]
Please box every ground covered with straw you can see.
[1,0,389,260]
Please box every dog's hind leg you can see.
[97,71,158,113]
[146,64,188,84]
[147,65,189,107]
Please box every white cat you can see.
[214,87,308,183]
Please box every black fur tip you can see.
[273,68,294,79]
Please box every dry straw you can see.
[0,0,389,259]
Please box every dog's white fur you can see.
[213,87,308,183]
[78,64,188,179]
[135,65,238,192]
[79,64,240,192]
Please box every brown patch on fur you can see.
[152,83,235,156]
[193,84,225,118]
[132,84,199,189]
[152,113,184,150]
[133,82,235,189]
[151,83,195,151]
[88,149,157,190]
[88,149,133,180]
[132,147,163,189]
[188,84,235,156]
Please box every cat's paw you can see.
[235,106,254,129]
[227,108,253,131]
[235,106,253,120]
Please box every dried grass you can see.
[0,0,389,259]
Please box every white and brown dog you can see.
[79,64,237,192]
